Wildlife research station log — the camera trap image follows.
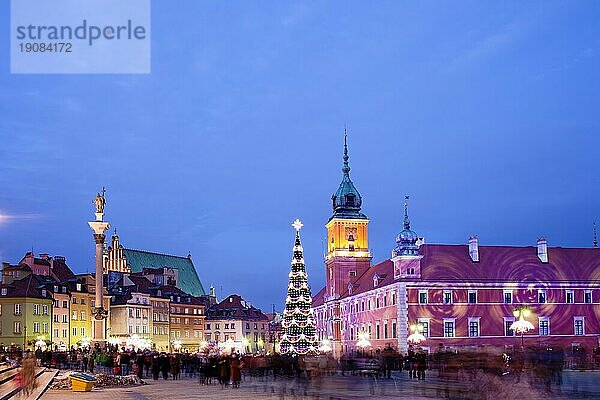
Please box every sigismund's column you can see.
[88,188,110,348]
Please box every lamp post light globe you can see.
[510,306,534,347]
[407,323,426,345]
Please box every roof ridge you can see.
[422,243,598,250]
[123,248,192,260]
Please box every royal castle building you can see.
[312,134,600,357]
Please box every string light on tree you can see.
[280,219,317,355]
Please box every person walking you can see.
[136,353,145,379]
[217,357,230,389]
[120,350,131,376]
[160,353,170,380]
[151,355,160,380]
[87,354,94,374]
[416,350,427,381]
[382,344,395,379]
[171,355,181,380]
[82,352,89,373]
[405,349,416,379]
[22,352,37,397]
[230,354,241,388]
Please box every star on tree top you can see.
[292,219,303,231]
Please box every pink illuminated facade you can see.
[312,138,600,357]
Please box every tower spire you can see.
[403,195,411,230]
[393,195,420,257]
[594,222,598,248]
[342,127,350,175]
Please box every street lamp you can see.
[407,323,426,345]
[356,331,371,357]
[172,340,182,352]
[241,337,250,353]
[318,338,332,353]
[510,307,534,347]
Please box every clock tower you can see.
[325,130,372,301]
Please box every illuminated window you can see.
[539,317,550,336]
[574,317,584,335]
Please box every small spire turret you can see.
[393,195,420,257]
[403,195,411,230]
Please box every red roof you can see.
[312,244,600,306]
[206,294,269,321]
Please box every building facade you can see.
[205,294,269,353]
[166,286,205,351]
[104,232,205,297]
[312,136,600,357]
[0,275,54,349]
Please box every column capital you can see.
[93,233,106,244]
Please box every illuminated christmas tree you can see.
[280,219,317,355]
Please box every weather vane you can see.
[292,219,303,231]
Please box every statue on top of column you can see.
[93,187,106,213]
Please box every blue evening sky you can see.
[1,1,599,311]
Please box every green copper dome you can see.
[330,130,367,220]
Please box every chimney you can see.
[537,237,548,263]
[39,253,50,260]
[468,235,479,262]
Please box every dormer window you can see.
[373,274,380,287]
[345,194,355,207]
[76,283,82,291]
